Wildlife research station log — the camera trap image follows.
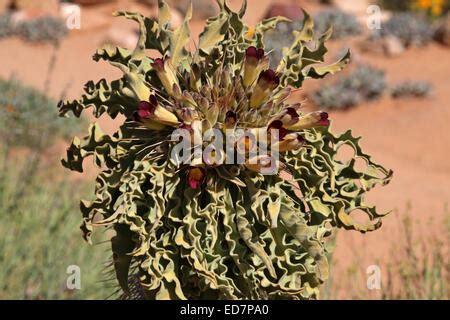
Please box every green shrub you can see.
[0,148,110,299]
[0,14,68,43]
[0,77,80,149]
[15,16,68,43]
[264,9,361,69]
[0,14,13,39]
[391,81,433,98]
[314,9,362,39]
[312,65,387,109]
[264,10,361,68]
[377,13,433,46]
[382,213,449,299]
[326,211,449,299]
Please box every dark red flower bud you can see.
[268,120,288,140]
[275,107,300,126]
[285,108,299,119]
[297,135,305,144]
[134,95,179,127]
[258,69,280,88]
[286,111,330,131]
[246,46,265,61]
[187,167,206,189]
[225,111,237,128]
[318,112,330,126]
[151,58,165,71]
[244,47,268,88]
[136,101,156,120]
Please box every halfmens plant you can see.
[59,0,392,300]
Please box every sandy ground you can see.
[1,0,449,299]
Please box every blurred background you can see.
[0,0,449,299]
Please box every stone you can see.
[104,26,139,49]
[433,15,450,46]
[359,35,405,57]
[383,35,405,56]
[264,4,304,21]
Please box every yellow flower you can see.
[431,0,444,16]
[151,57,180,96]
[417,0,432,10]
[244,26,255,40]
[135,95,179,128]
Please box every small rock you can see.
[264,4,304,21]
[433,14,450,46]
[10,10,30,24]
[359,35,405,56]
[383,35,405,56]
[104,27,139,49]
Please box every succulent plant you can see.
[59,0,392,300]
[391,80,433,98]
[313,9,362,40]
[312,65,387,110]
[377,13,433,46]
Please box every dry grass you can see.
[323,207,449,300]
